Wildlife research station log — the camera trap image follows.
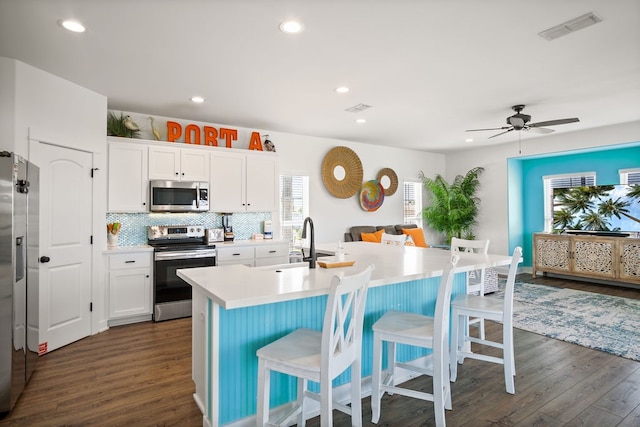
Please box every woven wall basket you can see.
[376,167,398,196]
[321,146,364,198]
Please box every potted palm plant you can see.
[419,167,484,244]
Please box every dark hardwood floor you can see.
[1,274,639,426]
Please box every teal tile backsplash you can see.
[106,212,272,245]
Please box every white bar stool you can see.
[450,237,490,339]
[450,246,522,394]
[256,264,374,427]
[370,255,459,427]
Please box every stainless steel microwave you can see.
[149,180,209,212]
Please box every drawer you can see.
[255,244,289,259]
[109,252,151,270]
[217,246,254,262]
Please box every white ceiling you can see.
[1,0,639,153]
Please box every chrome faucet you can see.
[301,217,316,268]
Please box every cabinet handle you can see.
[269,250,276,253]
[125,260,136,263]
[181,172,185,176]
[146,275,150,278]
[142,202,146,206]
[232,253,241,256]
[175,172,179,176]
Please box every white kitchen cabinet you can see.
[107,140,149,212]
[107,251,153,325]
[216,245,255,267]
[148,145,209,182]
[210,151,278,212]
[254,242,290,266]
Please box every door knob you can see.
[39,256,51,263]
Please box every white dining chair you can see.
[256,264,374,427]
[370,255,459,427]
[450,246,522,394]
[450,237,490,339]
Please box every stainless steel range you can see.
[148,225,217,322]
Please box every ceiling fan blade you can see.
[488,128,514,139]
[526,127,554,134]
[529,118,580,128]
[465,126,511,132]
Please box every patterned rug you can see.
[495,282,640,362]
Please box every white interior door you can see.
[37,143,93,353]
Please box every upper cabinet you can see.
[108,141,148,212]
[148,145,209,182]
[107,137,278,214]
[210,151,278,212]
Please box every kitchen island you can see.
[178,242,515,427]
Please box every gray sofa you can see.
[343,224,418,242]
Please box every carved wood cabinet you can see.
[533,233,640,285]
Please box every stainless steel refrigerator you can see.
[0,151,39,413]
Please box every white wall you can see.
[14,60,107,154]
[274,131,445,245]
[445,121,640,256]
[0,57,16,152]
[119,110,446,246]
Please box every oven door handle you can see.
[155,251,217,261]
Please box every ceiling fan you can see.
[466,105,580,139]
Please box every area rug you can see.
[495,282,640,362]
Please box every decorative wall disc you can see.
[360,180,385,212]
[376,167,398,196]
[321,146,364,198]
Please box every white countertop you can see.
[102,244,153,254]
[213,239,288,248]
[178,241,515,310]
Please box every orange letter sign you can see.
[185,124,201,145]
[219,128,238,148]
[248,132,264,151]
[204,126,218,146]
[167,121,182,142]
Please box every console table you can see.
[532,233,640,285]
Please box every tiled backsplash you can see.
[106,212,272,246]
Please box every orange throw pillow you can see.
[361,229,385,243]
[402,228,428,248]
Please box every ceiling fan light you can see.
[510,117,525,128]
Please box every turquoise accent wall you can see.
[508,142,640,266]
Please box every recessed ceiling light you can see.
[355,118,367,124]
[60,19,86,33]
[465,138,474,143]
[335,87,350,94]
[280,20,304,34]
[190,96,205,103]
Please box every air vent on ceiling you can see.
[345,103,372,113]
[538,12,603,41]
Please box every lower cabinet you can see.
[254,242,289,266]
[533,233,640,285]
[216,242,289,267]
[217,245,255,267]
[106,251,153,325]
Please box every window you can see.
[543,172,596,231]
[403,181,423,228]
[619,168,640,185]
[279,175,309,251]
